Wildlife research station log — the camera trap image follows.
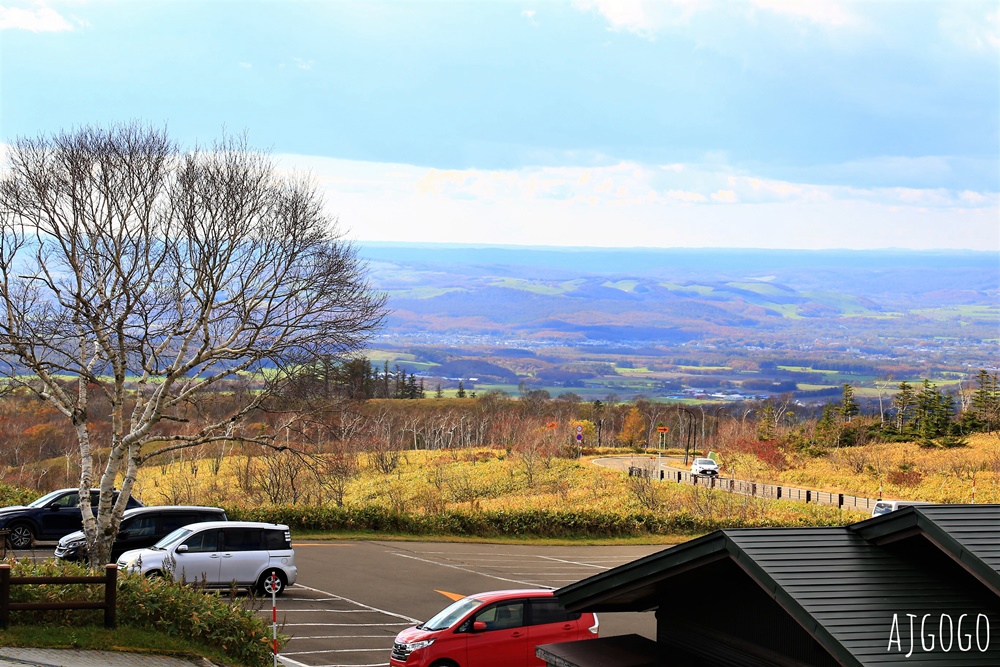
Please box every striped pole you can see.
[266,571,279,667]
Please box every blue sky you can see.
[1,0,998,250]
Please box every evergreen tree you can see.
[840,383,859,423]
[756,402,776,441]
[435,383,444,399]
[815,404,841,448]
[457,380,466,398]
[971,369,999,433]
[892,381,916,433]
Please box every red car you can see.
[390,589,599,667]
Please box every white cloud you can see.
[572,0,703,38]
[749,0,859,28]
[939,2,1000,53]
[273,153,999,251]
[573,0,859,37]
[710,189,738,203]
[0,2,73,31]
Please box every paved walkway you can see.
[0,649,215,667]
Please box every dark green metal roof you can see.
[554,506,1000,667]
[850,504,1000,596]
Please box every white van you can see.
[117,520,296,595]
[871,500,935,517]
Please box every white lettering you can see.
[906,614,917,658]
[939,614,954,652]
[977,614,990,652]
[958,614,972,651]
[921,614,935,651]
[887,614,902,652]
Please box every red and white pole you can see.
[268,571,279,667]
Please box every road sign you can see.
[576,425,583,433]
[657,426,669,433]
[576,434,583,441]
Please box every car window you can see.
[474,601,525,631]
[529,599,580,625]
[124,515,157,537]
[53,492,79,507]
[28,490,68,508]
[422,597,484,631]
[262,529,289,549]
[182,529,220,552]
[222,527,262,551]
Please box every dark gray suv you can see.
[0,488,144,549]
[55,505,227,561]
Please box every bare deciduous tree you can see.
[0,123,386,567]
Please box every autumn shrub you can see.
[1,558,278,667]
[0,481,35,506]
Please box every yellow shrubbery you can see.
[753,433,1000,503]
[132,447,860,530]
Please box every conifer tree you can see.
[892,381,916,433]
[840,383,860,423]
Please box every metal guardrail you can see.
[628,463,876,510]
[0,563,118,629]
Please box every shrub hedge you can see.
[2,559,278,667]
[225,504,845,538]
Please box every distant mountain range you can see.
[360,243,997,341]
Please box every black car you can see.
[0,488,144,549]
[55,505,228,561]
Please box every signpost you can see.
[576,425,583,458]
[656,425,669,478]
[264,571,281,667]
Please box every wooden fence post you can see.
[104,564,117,629]
[0,564,9,629]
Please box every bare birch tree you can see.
[0,123,386,567]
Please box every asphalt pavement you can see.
[0,649,215,667]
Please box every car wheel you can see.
[257,570,287,597]
[8,523,34,549]
[145,570,165,580]
[430,661,459,667]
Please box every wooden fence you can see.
[628,463,877,511]
[0,563,117,629]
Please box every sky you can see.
[1,0,998,251]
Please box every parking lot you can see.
[274,541,665,667]
[13,540,667,667]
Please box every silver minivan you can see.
[871,500,935,517]
[117,520,297,595]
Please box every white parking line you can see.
[284,648,391,656]
[391,552,553,588]
[279,657,388,667]
[285,609,394,614]
[280,622,411,627]
[292,635,396,639]
[294,584,421,623]
[537,555,613,569]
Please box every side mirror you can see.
[48,503,61,511]
[176,544,188,553]
[472,621,487,632]
[117,530,130,539]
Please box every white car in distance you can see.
[690,458,720,477]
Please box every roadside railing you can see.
[0,563,117,629]
[628,462,876,510]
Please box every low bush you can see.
[226,503,849,538]
[2,558,279,667]
[0,482,36,507]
